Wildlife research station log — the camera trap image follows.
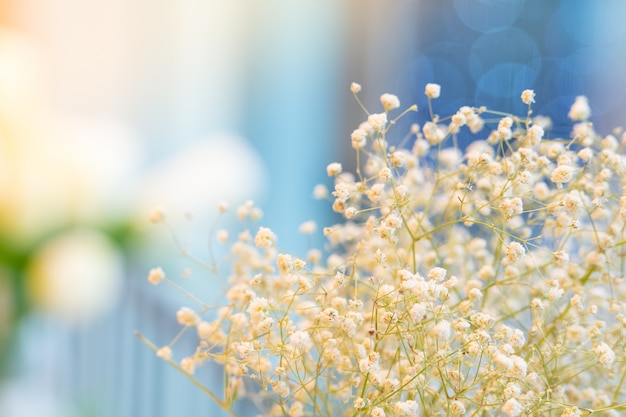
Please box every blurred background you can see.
[0,1,625,416]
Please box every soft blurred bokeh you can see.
[0,1,625,416]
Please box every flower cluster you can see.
[140,84,626,417]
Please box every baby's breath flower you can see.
[561,407,582,417]
[353,397,366,409]
[526,124,544,146]
[428,267,447,282]
[380,93,400,111]
[313,184,328,199]
[368,113,388,132]
[504,241,525,264]
[548,286,564,301]
[288,401,304,417]
[351,128,367,149]
[350,82,361,93]
[594,342,616,368]
[217,201,228,212]
[449,400,466,415]
[181,357,195,374]
[394,400,419,416]
[289,330,312,351]
[216,229,229,243]
[521,89,535,105]
[156,346,172,360]
[254,226,276,248]
[326,162,342,176]
[176,307,199,327]
[431,320,451,341]
[568,95,591,121]
[277,253,293,274]
[143,84,626,417]
[500,197,523,219]
[551,165,574,185]
[501,397,523,417]
[425,83,441,99]
[149,207,166,224]
[147,267,165,285]
[371,407,386,417]
[422,121,445,144]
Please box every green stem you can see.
[135,331,239,417]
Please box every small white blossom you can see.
[521,89,535,105]
[289,330,312,351]
[351,128,367,149]
[568,95,591,121]
[594,342,616,368]
[501,398,523,417]
[425,83,441,99]
[148,207,166,224]
[380,93,400,111]
[394,400,419,416]
[147,267,165,285]
[181,357,195,374]
[327,162,342,176]
[254,226,276,248]
[176,307,199,327]
[368,113,388,131]
[551,165,574,185]
[371,407,386,417]
[156,346,172,360]
[298,220,317,235]
[504,241,525,264]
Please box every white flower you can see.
[147,267,165,285]
[298,220,317,235]
[176,307,199,327]
[594,342,616,368]
[521,89,535,105]
[551,165,574,185]
[449,400,466,415]
[500,197,523,219]
[351,128,367,149]
[277,253,293,274]
[380,93,400,111]
[181,357,195,374]
[156,346,172,360]
[548,286,564,301]
[148,207,166,223]
[568,95,591,121]
[425,83,441,99]
[368,113,388,131]
[288,402,304,417]
[578,147,593,162]
[327,162,342,176]
[313,184,328,199]
[431,320,451,341]
[394,400,419,416]
[350,82,361,93]
[501,398,523,416]
[216,229,229,243]
[526,124,544,145]
[422,121,446,144]
[371,407,386,417]
[504,241,525,264]
[289,330,312,351]
[561,406,583,417]
[254,226,276,248]
[353,397,366,409]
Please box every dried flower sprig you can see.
[139,84,626,417]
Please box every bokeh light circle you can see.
[453,0,526,33]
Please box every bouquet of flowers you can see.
[139,83,626,417]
